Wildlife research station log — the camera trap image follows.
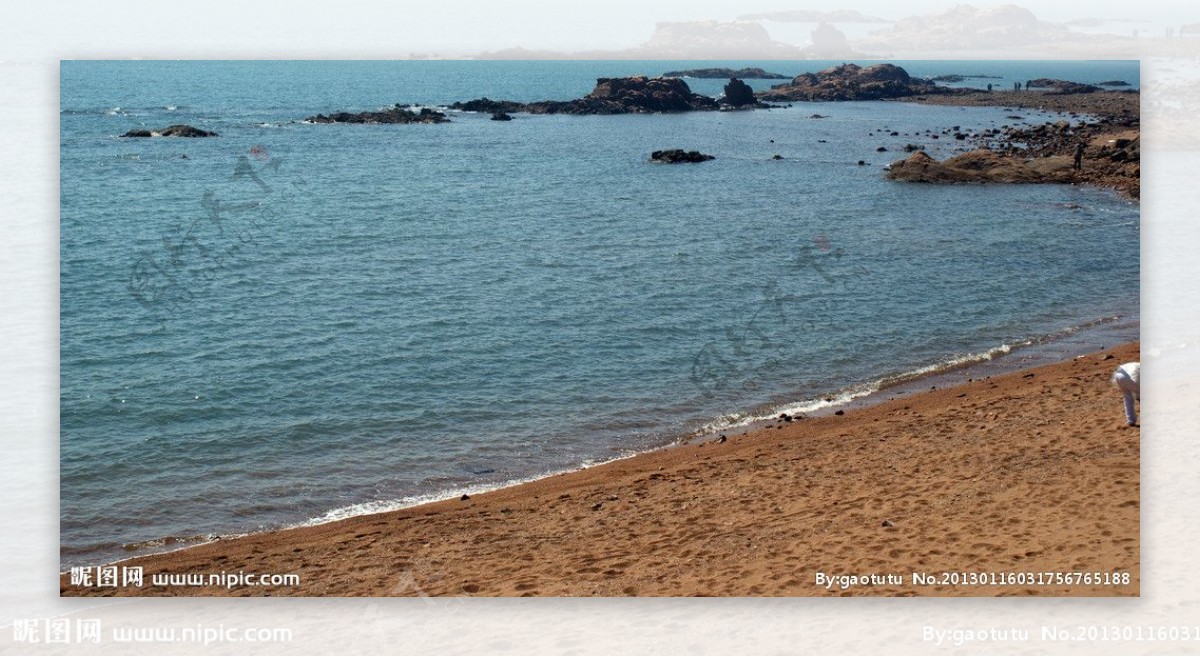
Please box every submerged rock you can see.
[121,124,218,138]
[490,111,513,121]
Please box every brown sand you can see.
[62,343,1140,597]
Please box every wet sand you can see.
[61,343,1140,597]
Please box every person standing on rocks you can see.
[1073,142,1086,170]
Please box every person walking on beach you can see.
[1073,142,1085,170]
[1112,362,1140,426]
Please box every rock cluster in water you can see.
[1026,78,1102,94]
[450,76,725,116]
[121,124,218,137]
[305,106,449,124]
[650,149,715,163]
[760,63,948,101]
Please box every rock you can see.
[591,502,603,511]
[857,160,867,165]
[718,435,727,443]
[663,67,788,79]
[834,410,845,416]
[121,124,217,138]
[761,63,949,101]
[490,112,513,121]
[306,106,449,124]
[881,519,894,528]
[772,154,784,160]
[876,146,887,152]
[722,77,758,107]
[1098,80,1131,87]
[460,494,470,501]
[448,97,526,113]
[903,143,923,152]
[650,149,715,163]
[1026,78,1102,94]
[885,149,1047,184]
[524,76,721,115]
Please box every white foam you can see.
[696,341,1024,436]
[289,454,638,529]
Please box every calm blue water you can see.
[60,60,1139,566]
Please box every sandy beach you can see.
[62,342,1139,597]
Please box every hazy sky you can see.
[2,0,1194,58]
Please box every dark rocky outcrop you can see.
[445,77,723,116]
[662,67,788,79]
[305,106,449,124]
[1097,80,1131,87]
[121,124,218,138]
[650,149,715,163]
[929,74,1002,83]
[529,77,720,114]
[490,112,513,121]
[760,63,948,101]
[1026,78,1102,94]
[722,77,759,107]
[448,98,526,113]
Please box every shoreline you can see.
[62,339,1140,597]
[63,311,1137,570]
[888,89,1140,199]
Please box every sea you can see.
[60,60,1140,566]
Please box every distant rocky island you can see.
[1025,78,1102,94]
[928,74,1002,83]
[662,67,787,80]
[450,76,732,115]
[760,63,949,101]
